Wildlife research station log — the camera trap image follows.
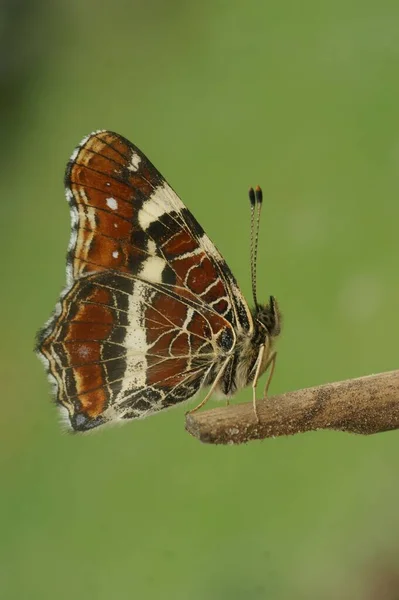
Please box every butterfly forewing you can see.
[37,130,251,431]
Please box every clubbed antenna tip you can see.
[255,185,263,204]
[248,187,256,206]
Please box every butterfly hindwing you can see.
[39,271,235,431]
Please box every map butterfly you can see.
[36,131,281,432]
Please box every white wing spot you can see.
[140,256,166,283]
[112,250,119,258]
[106,197,118,210]
[114,223,118,228]
[128,152,141,172]
[147,239,157,255]
[106,182,111,187]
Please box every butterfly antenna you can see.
[248,186,263,309]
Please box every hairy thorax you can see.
[217,296,281,397]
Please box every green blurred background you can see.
[1,1,399,598]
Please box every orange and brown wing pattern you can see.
[36,130,251,431]
[65,130,166,282]
[64,130,251,330]
[38,272,235,431]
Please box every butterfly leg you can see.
[263,351,277,397]
[187,356,231,415]
[252,340,277,422]
[252,344,265,423]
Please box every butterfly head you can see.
[254,295,281,339]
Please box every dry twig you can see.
[185,370,399,445]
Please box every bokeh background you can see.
[1,1,399,598]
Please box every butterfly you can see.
[36,131,281,432]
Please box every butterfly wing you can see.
[39,271,235,431]
[64,130,252,332]
[37,131,252,431]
